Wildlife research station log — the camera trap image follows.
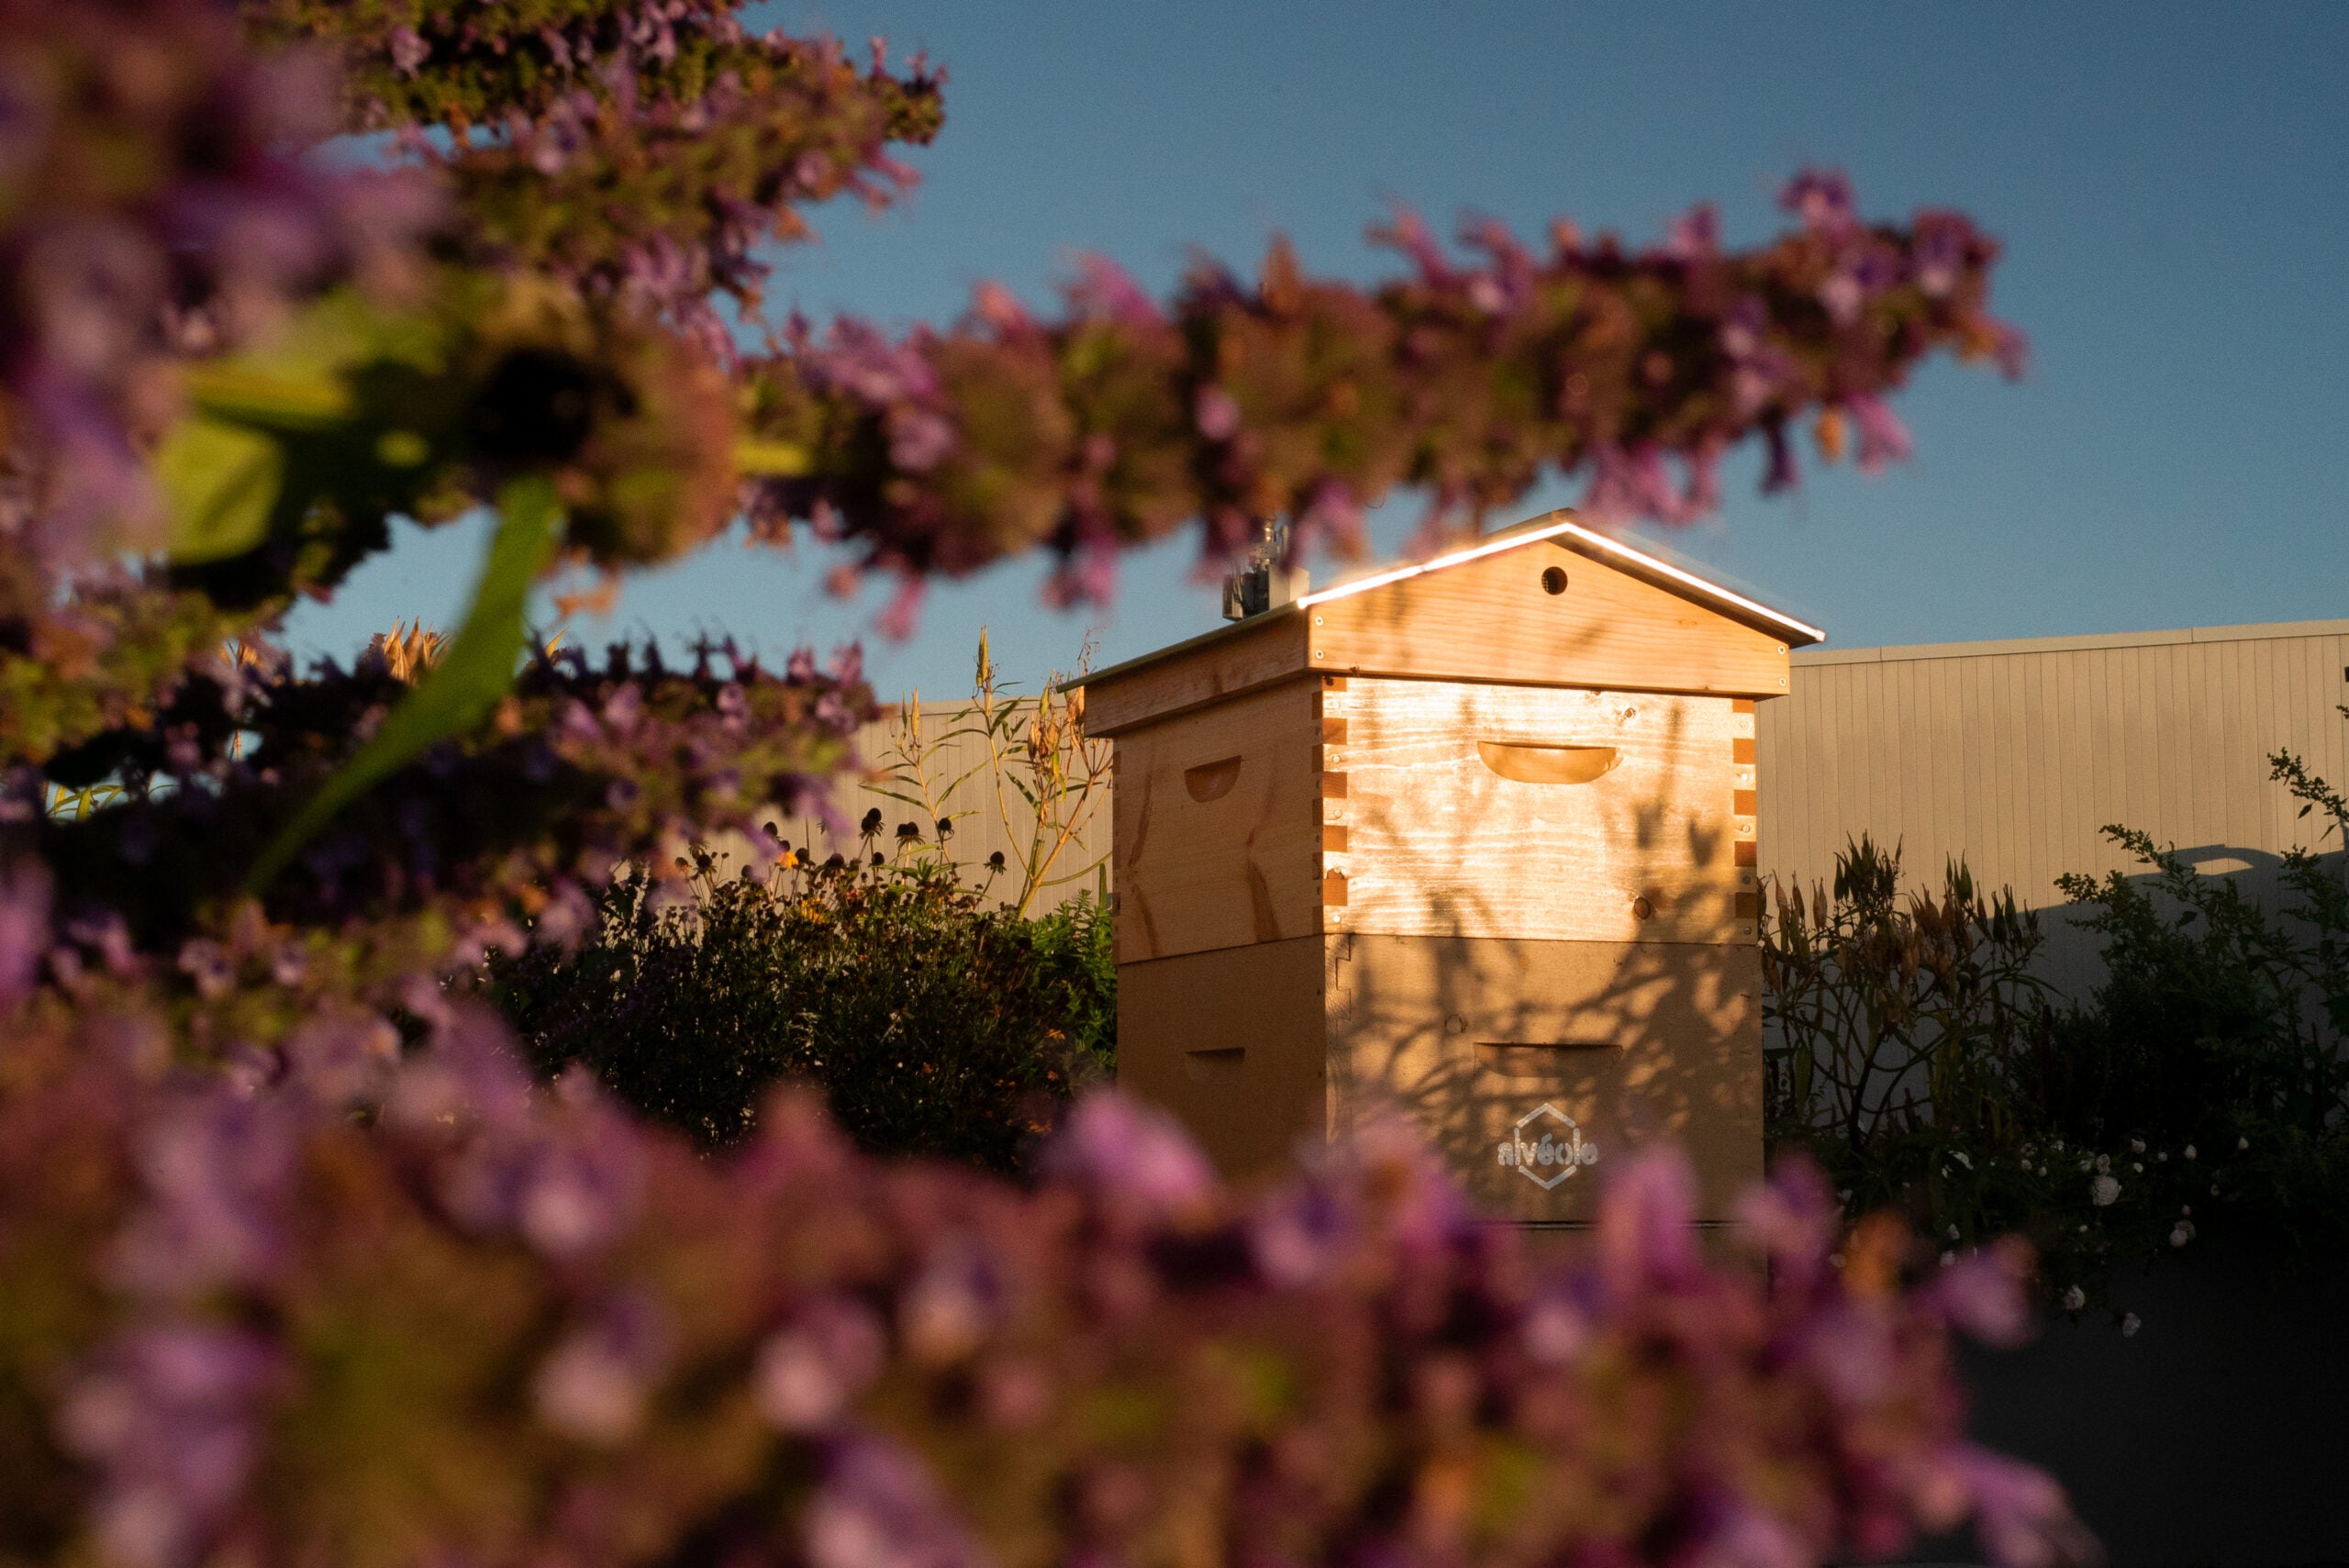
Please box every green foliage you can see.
[1765,752,2349,1312]
[486,840,1115,1173]
[249,476,562,892]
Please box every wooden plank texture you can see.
[1079,612,1309,738]
[1110,678,1322,962]
[1308,539,1791,697]
[1117,935,1330,1178]
[1329,678,1744,943]
[1331,933,1762,1223]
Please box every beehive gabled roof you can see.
[1292,509,1824,645]
[1078,508,1823,737]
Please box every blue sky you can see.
[293,1,2349,703]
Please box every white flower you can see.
[1945,1224,1960,1240]
[1952,1151,1974,1170]
[2181,1204,2192,1217]
[2054,1140,2065,1152]
[2077,1157,2094,1173]
[2091,1174,2121,1207]
[2061,1285,2086,1312]
[2095,1153,2111,1174]
[1940,1251,1955,1267]
[2121,1312,2143,1337]
[2184,1145,2197,1161]
[2130,1138,2145,1153]
[2169,1221,2196,1248]
[2132,1162,2143,1173]
[2155,1151,2167,1162]
[2238,1136,2250,1151]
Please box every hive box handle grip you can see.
[1184,756,1242,802]
[1476,741,1620,784]
[1475,1040,1615,1077]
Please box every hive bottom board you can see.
[1118,933,1762,1223]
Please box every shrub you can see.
[489,839,1114,1171]
[1764,748,2349,1310]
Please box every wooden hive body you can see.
[1080,511,1819,1222]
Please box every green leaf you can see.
[157,416,287,564]
[247,476,564,894]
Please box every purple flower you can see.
[174,939,232,1000]
[1663,202,1721,261]
[1041,1093,1216,1219]
[281,1007,400,1107]
[1734,1156,1838,1286]
[1595,1150,1702,1295]
[1848,393,1913,473]
[1369,204,1454,285]
[886,406,957,473]
[0,858,50,1008]
[756,1296,888,1433]
[1778,168,1858,235]
[112,1091,297,1302]
[899,1238,1006,1363]
[1681,1496,1810,1568]
[534,1294,669,1446]
[805,1434,988,1568]
[1910,213,1971,299]
[1941,1444,2095,1568]
[1193,386,1241,441]
[1249,1181,1353,1287]
[874,576,928,641]
[59,1325,280,1568]
[1920,1241,2033,1348]
[1065,253,1163,329]
[387,26,429,75]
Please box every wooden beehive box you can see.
[1078,509,1822,1222]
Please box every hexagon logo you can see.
[1496,1103,1600,1191]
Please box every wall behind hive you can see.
[1754,618,2349,993]
[742,701,1116,911]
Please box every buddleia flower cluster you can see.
[0,993,2093,1568]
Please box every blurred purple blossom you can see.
[1779,168,1858,236]
[1595,1150,1704,1295]
[534,1293,670,1445]
[1041,1092,1216,1220]
[58,1325,281,1568]
[0,858,50,1008]
[806,1434,990,1568]
[757,1296,889,1432]
[111,1091,298,1302]
[1922,1241,2035,1348]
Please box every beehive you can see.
[1078,509,1823,1222]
